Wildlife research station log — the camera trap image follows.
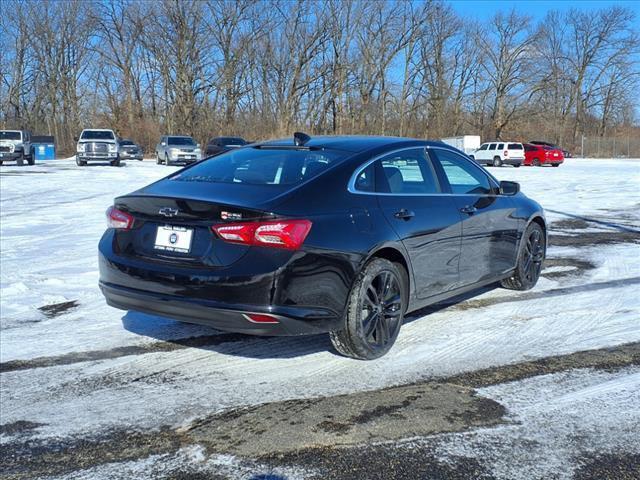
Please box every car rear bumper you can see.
[100,281,340,336]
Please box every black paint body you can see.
[99,137,545,335]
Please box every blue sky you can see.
[447,0,640,20]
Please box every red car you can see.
[523,143,564,167]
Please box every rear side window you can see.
[354,163,375,192]
[488,144,497,150]
[377,148,440,194]
[508,143,523,149]
[432,149,492,195]
[173,147,344,185]
[497,143,504,150]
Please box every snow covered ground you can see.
[1,157,639,479]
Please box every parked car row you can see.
[464,139,567,168]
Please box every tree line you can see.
[1,0,638,155]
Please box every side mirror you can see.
[499,180,520,196]
[74,136,79,142]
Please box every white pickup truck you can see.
[75,129,120,166]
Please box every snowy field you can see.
[1,157,639,479]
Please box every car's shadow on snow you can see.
[121,311,333,359]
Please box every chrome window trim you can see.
[347,145,500,196]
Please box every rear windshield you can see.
[508,143,523,149]
[168,137,196,146]
[172,147,345,185]
[120,140,135,146]
[81,130,115,140]
[1,131,21,140]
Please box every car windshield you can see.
[168,137,196,146]
[218,137,246,146]
[0,131,21,140]
[81,130,115,140]
[172,147,345,186]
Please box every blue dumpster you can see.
[32,135,56,160]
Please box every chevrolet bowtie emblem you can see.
[159,207,179,217]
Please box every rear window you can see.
[508,143,523,149]
[81,130,115,140]
[120,140,134,146]
[218,137,246,146]
[172,147,345,185]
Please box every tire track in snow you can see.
[2,276,638,374]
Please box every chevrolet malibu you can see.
[99,134,546,359]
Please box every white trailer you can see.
[440,135,481,155]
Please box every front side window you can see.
[478,144,488,150]
[432,149,492,195]
[377,148,440,194]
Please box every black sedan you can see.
[204,136,247,157]
[99,134,546,359]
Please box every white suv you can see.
[471,142,524,167]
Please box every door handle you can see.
[460,205,477,215]
[394,209,415,220]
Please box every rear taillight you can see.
[212,219,312,250]
[243,313,279,324]
[106,206,134,230]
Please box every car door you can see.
[369,147,463,299]
[430,148,519,286]
[475,143,489,162]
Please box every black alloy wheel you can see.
[501,222,545,291]
[330,258,406,360]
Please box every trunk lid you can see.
[113,178,288,268]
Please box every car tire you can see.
[492,156,502,167]
[513,163,520,168]
[156,154,162,165]
[28,149,35,165]
[0,161,3,166]
[17,154,24,166]
[552,164,560,167]
[76,157,86,166]
[533,158,541,167]
[501,222,545,291]
[329,258,407,360]
[165,154,170,166]
[111,157,120,167]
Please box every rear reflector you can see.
[212,219,312,250]
[106,206,134,230]
[243,313,280,324]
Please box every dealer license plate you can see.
[154,225,193,253]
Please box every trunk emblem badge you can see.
[159,207,179,217]
[221,211,242,220]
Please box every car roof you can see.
[256,135,445,153]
